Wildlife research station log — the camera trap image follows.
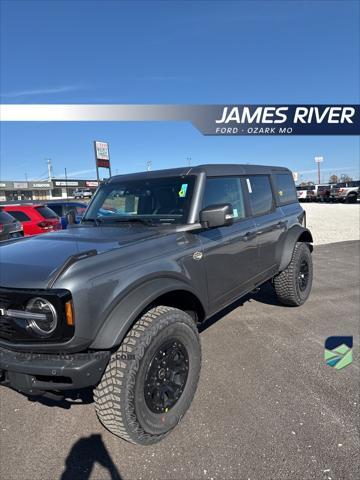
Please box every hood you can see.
[0,225,163,289]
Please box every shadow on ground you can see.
[61,433,122,480]
[199,281,283,332]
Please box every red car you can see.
[3,205,61,236]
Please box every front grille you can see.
[0,316,16,340]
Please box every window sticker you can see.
[233,208,239,218]
[246,178,252,193]
[178,183,188,198]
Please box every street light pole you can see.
[314,156,324,184]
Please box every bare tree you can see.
[340,174,353,182]
[329,174,339,184]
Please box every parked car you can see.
[74,188,93,199]
[314,184,332,202]
[2,204,61,236]
[330,181,359,203]
[0,164,313,445]
[45,201,87,229]
[296,185,316,201]
[0,208,24,241]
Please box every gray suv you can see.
[0,164,313,445]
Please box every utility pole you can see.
[25,172,28,182]
[64,167,69,199]
[46,158,53,181]
[147,160,152,171]
[186,157,192,167]
[314,156,324,184]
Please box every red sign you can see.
[97,159,110,168]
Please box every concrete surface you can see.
[302,203,360,245]
[0,241,359,480]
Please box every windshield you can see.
[84,176,195,225]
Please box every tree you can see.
[340,174,353,182]
[329,174,339,184]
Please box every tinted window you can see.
[202,177,245,219]
[246,176,274,216]
[0,210,16,223]
[35,206,58,219]
[273,173,297,204]
[6,210,30,222]
[47,205,63,216]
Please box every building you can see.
[0,178,99,201]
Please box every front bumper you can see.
[0,346,110,395]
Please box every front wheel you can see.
[273,242,313,306]
[94,306,201,445]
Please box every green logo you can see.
[325,336,353,370]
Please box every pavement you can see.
[0,241,359,480]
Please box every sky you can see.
[0,0,359,183]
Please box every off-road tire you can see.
[273,242,313,306]
[346,194,357,204]
[94,306,201,445]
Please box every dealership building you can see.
[0,178,99,202]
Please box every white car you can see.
[296,185,316,202]
[74,188,93,199]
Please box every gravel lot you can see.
[302,203,360,245]
[0,241,359,480]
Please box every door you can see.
[244,175,285,279]
[198,176,260,314]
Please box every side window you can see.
[7,210,31,222]
[273,173,297,204]
[49,205,63,216]
[246,176,274,216]
[202,177,245,219]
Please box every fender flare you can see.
[90,277,205,350]
[278,225,313,272]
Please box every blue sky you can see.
[0,0,359,183]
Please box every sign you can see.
[97,159,110,168]
[86,181,99,187]
[314,156,324,163]
[95,141,109,160]
[292,172,299,182]
[13,182,28,189]
[55,181,79,187]
[31,182,51,188]
[94,140,111,181]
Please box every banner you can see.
[1,104,359,135]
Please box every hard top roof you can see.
[108,164,291,183]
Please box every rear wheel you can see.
[94,306,201,445]
[274,242,313,306]
[346,194,357,204]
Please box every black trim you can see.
[0,346,110,395]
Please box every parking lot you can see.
[302,203,360,245]
[0,238,359,480]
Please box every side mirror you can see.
[199,203,234,228]
[66,209,76,225]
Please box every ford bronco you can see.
[0,164,313,444]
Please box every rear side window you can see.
[35,206,58,219]
[273,173,297,204]
[6,210,31,222]
[202,177,245,219]
[246,175,274,216]
[0,210,16,223]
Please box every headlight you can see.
[25,297,58,336]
